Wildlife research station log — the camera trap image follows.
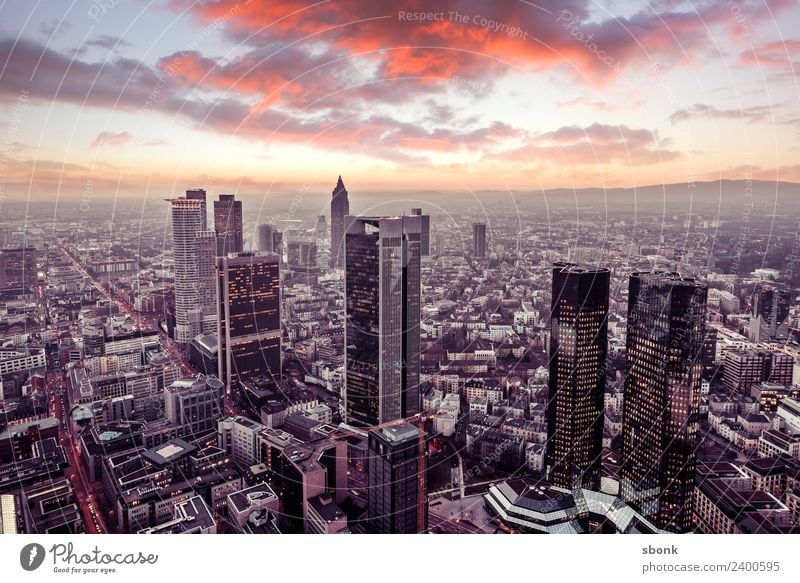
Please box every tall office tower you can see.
[472,223,487,258]
[214,194,244,257]
[329,176,349,268]
[168,189,207,344]
[217,252,281,401]
[195,231,218,332]
[257,223,274,253]
[344,215,422,427]
[545,262,609,491]
[410,208,430,256]
[367,423,426,534]
[621,271,707,533]
[0,247,37,297]
[315,215,327,241]
[749,283,793,342]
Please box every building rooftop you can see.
[779,398,800,416]
[138,496,215,534]
[377,423,419,444]
[191,333,218,354]
[141,438,198,467]
[308,493,346,523]
[227,484,279,515]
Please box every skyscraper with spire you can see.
[330,176,349,268]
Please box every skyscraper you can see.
[168,189,207,344]
[272,230,283,259]
[315,214,327,242]
[749,283,793,342]
[285,237,319,276]
[329,176,349,268]
[344,215,422,427]
[195,230,218,332]
[621,271,707,533]
[545,262,609,491]
[217,252,281,401]
[410,208,430,256]
[257,223,274,253]
[473,223,487,258]
[367,423,426,534]
[214,194,243,257]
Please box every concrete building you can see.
[168,189,208,343]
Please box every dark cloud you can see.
[669,103,776,124]
[90,131,133,148]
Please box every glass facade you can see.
[217,253,281,399]
[546,262,609,490]
[620,271,707,533]
[344,216,422,427]
[367,424,424,534]
[214,194,243,257]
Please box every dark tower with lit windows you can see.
[545,262,609,491]
[620,271,707,533]
[216,252,281,402]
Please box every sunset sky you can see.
[1,0,799,198]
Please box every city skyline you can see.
[3,183,800,536]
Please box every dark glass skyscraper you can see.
[257,223,274,253]
[214,194,243,257]
[217,252,281,401]
[194,230,218,333]
[329,176,349,268]
[367,423,426,534]
[749,283,793,342]
[344,216,422,427]
[473,223,487,258]
[545,262,609,491]
[410,208,430,256]
[621,271,707,533]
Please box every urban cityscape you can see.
[2,178,800,536]
[1,0,800,545]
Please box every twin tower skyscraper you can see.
[546,262,707,533]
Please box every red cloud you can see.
[171,0,796,89]
[739,40,800,76]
